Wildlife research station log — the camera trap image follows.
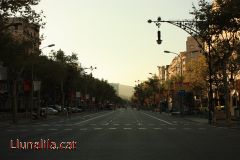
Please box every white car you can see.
[41,107,58,115]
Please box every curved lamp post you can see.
[164,50,183,78]
[164,50,184,115]
[148,16,215,124]
[31,44,55,120]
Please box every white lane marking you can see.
[124,128,132,130]
[64,128,72,131]
[94,128,102,130]
[73,112,114,126]
[141,112,174,125]
[109,128,117,130]
[153,128,162,130]
[48,128,58,131]
[83,112,100,118]
[138,128,147,130]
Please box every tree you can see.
[184,55,208,107]
[184,55,208,95]
[0,0,45,123]
[191,0,240,122]
[0,0,44,29]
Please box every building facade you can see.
[7,17,40,55]
[167,36,203,79]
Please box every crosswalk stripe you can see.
[153,128,162,130]
[80,128,88,131]
[48,128,58,131]
[64,128,72,131]
[124,128,132,130]
[94,128,102,130]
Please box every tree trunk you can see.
[61,81,66,117]
[12,80,17,124]
[222,61,231,125]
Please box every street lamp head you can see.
[48,44,55,47]
[164,50,171,53]
[40,44,55,50]
[157,17,161,22]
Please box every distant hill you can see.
[110,83,134,100]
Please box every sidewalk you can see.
[182,114,240,129]
[0,114,61,128]
[184,116,209,124]
[0,111,96,128]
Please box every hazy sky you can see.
[36,0,208,86]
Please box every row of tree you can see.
[0,0,124,123]
[131,57,207,114]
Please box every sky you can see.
[36,0,210,86]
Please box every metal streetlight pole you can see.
[164,50,184,115]
[81,66,97,111]
[31,44,55,120]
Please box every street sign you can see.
[76,92,81,98]
[178,90,185,96]
[33,81,41,91]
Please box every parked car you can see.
[71,107,84,113]
[40,107,58,116]
[50,104,62,112]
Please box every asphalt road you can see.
[0,108,240,160]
